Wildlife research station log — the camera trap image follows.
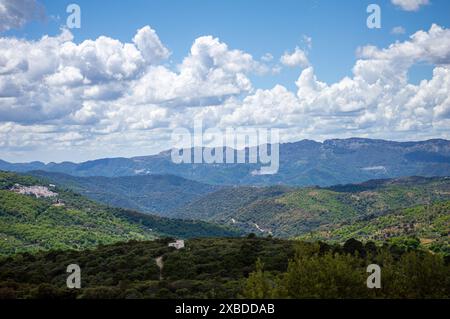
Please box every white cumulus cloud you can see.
[391,0,429,11]
[280,47,310,68]
[130,35,262,108]
[1,24,450,162]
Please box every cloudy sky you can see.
[0,0,449,163]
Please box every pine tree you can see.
[242,258,273,298]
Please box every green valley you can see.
[171,176,450,238]
[0,171,240,256]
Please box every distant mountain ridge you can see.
[1,138,450,186]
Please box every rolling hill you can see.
[0,171,241,256]
[27,171,220,215]
[168,185,292,220]
[300,201,450,255]
[170,176,450,238]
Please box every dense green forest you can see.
[243,239,450,299]
[0,237,448,299]
[0,171,240,255]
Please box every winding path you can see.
[155,256,164,280]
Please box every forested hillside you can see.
[172,176,450,237]
[0,171,241,255]
[169,185,291,219]
[301,201,450,255]
[0,237,448,299]
[28,171,220,215]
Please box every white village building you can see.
[11,184,58,198]
[168,240,185,249]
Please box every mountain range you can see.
[1,137,449,258]
[1,138,450,186]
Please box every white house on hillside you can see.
[168,240,185,249]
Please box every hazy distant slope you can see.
[1,138,449,186]
[28,171,220,215]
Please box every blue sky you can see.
[0,0,449,162]
[9,0,450,88]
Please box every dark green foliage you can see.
[0,238,295,299]
[0,171,40,189]
[1,238,448,299]
[243,240,450,299]
[110,207,239,239]
[242,258,273,298]
[343,238,366,257]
